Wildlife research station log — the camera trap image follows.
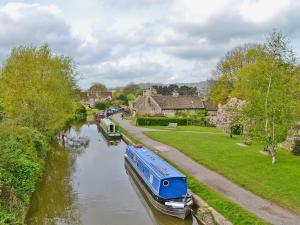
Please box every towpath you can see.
[112,114,300,225]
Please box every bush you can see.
[94,101,108,110]
[231,124,243,135]
[0,126,48,223]
[136,116,215,126]
[292,138,300,155]
[137,117,188,126]
[73,104,87,120]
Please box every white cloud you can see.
[0,0,300,89]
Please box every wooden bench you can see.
[168,123,178,128]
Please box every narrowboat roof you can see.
[100,118,115,126]
[127,145,186,180]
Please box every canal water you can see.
[25,123,199,225]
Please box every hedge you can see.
[136,116,214,126]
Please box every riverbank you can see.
[111,114,300,225]
[112,115,268,225]
[144,126,300,214]
[0,107,87,225]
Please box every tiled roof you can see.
[151,96,204,110]
[99,91,112,98]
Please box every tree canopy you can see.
[88,82,107,95]
[152,84,197,96]
[211,31,300,163]
[0,44,77,133]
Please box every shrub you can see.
[137,117,188,126]
[94,101,108,110]
[292,138,300,155]
[73,104,87,121]
[0,126,48,222]
[136,116,215,126]
[231,124,243,135]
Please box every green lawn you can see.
[144,125,222,133]
[114,122,269,224]
[144,126,300,214]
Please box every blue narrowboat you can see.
[125,144,193,219]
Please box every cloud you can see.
[1,1,300,89]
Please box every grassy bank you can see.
[113,120,269,225]
[144,126,300,214]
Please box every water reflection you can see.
[26,124,199,225]
[25,143,81,225]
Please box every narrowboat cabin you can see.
[125,144,193,219]
[99,118,121,139]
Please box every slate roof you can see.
[151,96,204,110]
[203,100,218,111]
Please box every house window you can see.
[163,180,169,187]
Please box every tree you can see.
[88,82,107,95]
[123,83,140,96]
[0,44,76,133]
[210,44,262,104]
[94,101,107,110]
[178,85,197,96]
[211,98,246,138]
[237,31,300,164]
[126,93,136,101]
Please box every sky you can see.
[0,0,300,89]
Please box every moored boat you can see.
[125,144,193,219]
[99,118,121,139]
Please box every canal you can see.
[25,123,199,225]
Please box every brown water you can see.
[25,123,199,225]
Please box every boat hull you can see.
[125,158,192,219]
[98,123,121,139]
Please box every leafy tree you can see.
[0,44,76,133]
[88,82,107,95]
[211,98,246,138]
[178,85,197,96]
[94,101,107,110]
[126,93,136,101]
[123,83,140,96]
[153,84,197,96]
[210,44,262,104]
[237,31,300,163]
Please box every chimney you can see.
[143,88,157,96]
[172,90,179,97]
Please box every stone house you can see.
[130,89,214,117]
[84,91,113,106]
[203,100,218,116]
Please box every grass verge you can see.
[113,121,269,225]
[144,127,300,214]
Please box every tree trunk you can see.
[270,147,276,164]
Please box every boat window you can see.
[149,174,153,184]
[133,155,136,162]
[142,166,145,173]
[136,160,139,167]
[163,180,169,187]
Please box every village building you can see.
[83,91,113,106]
[130,88,217,117]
